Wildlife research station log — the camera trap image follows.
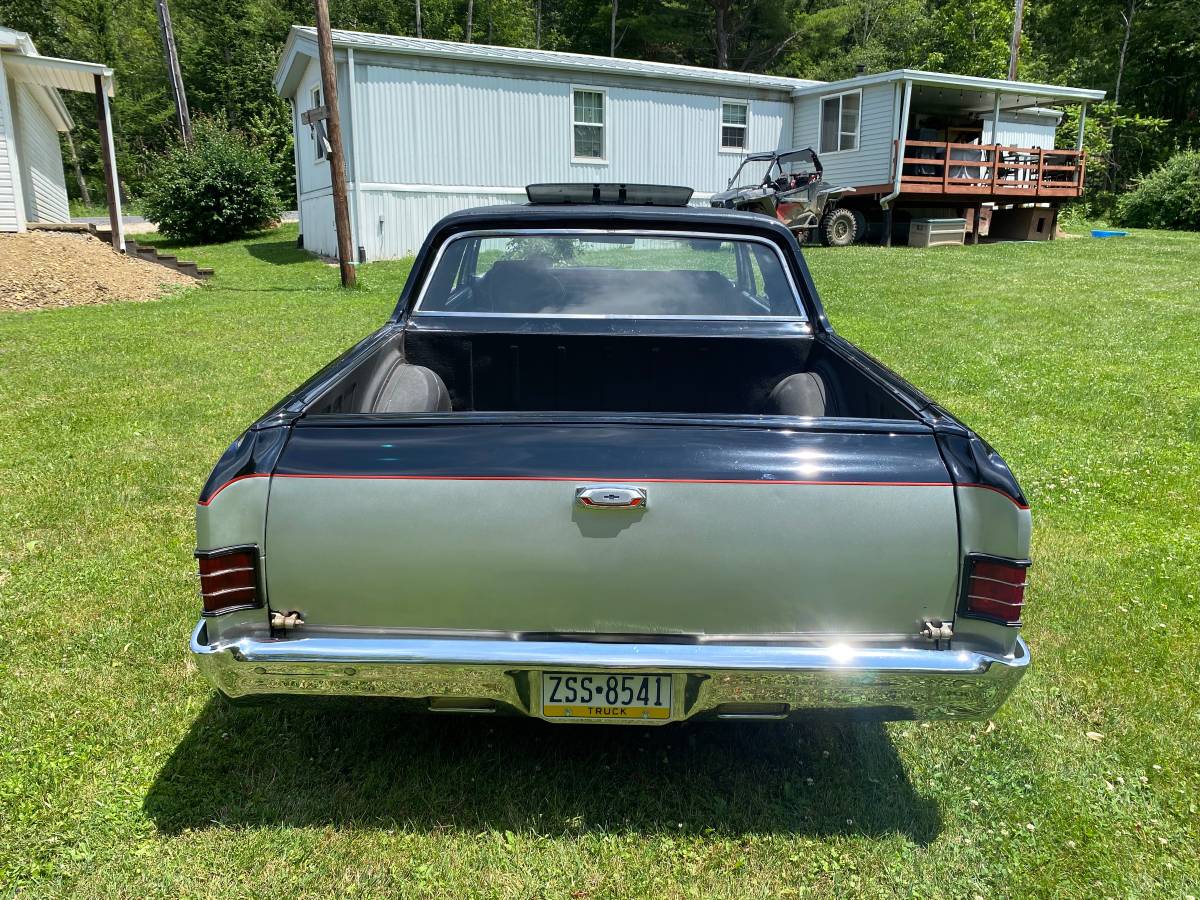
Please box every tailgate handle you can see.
[576,485,647,510]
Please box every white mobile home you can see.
[0,28,123,246]
[274,27,1103,258]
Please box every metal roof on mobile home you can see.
[274,26,822,95]
[791,68,1106,105]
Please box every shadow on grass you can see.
[145,697,941,843]
[246,239,311,265]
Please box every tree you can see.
[925,0,1014,78]
[2,0,1195,206]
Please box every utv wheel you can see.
[819,207,861,247]
[849,209,867,241]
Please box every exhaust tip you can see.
[428,697,498,714]
[714,702,790,720]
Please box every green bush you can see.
[142,118,282,243]
[1114,150,1200,231]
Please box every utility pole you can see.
[535,0,542,48]
[154,0,192,143]
[1007,0,1025,80]
[415,0,422,37]
[312,0,357,287]
[466,0,474,42]
[610,0,618,56]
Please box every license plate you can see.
[541,672,673,721]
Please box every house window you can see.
[309,86,326,161]
[720,100,748,150]
[819,90,861,154]
[572,88,606,161]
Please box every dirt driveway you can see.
[0,231,196,312]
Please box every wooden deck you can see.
[896,140,1085,200]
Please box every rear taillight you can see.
[197,546,260,616]
[960,555,1029,625]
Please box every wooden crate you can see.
[989,206,1054,241]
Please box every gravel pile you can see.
[0,231,196,312]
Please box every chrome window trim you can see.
[411,228,809,322]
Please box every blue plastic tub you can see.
[1091,229,1130,238]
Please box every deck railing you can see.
[897,140,1086,199]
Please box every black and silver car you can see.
[191,184,1030,725]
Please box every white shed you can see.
[274,28,1103,257]
[0,27,123,247]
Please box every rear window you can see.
[416,232,804,319]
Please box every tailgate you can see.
[264,423,960,639]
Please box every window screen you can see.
[309,87,326,160]
[572,89,605,160]
[721,101,748,149]
[819,91,860,153]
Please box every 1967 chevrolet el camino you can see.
[191,183,1031,724]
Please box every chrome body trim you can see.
[191,622,1029,722]
[575,484,648,509]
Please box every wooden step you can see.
[29,222,91,233]
[129,247,212,280]
[79,223,214,280]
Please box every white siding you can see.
[355,62,790,193]
[792,82,895,188]
[984,111,1059,149]
[12,81,69,222]
[358,187,523,260]
[0,63,22,232]
[298,189,336,257]
[294,53,794,258]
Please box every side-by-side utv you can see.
[710,148,863,246]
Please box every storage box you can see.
[908,218,966,248]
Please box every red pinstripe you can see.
[198,472,1028,510]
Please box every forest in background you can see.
[0,0,1196,211]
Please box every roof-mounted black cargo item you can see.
[526,183,694,206]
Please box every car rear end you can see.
[190,416,1030,723]
[189,202,1031,724]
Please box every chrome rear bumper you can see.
[190,622,1028,722]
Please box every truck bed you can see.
[306,329,917,420]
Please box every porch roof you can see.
[0,27,115,132]
[791,69,1105,109]
[0,27,124,250]
[1,51,114,97]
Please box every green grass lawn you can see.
[1,224,1197,897]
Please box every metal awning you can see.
[791,69,1105,108]
[2,52,114,96]
[908,82,1073,114]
